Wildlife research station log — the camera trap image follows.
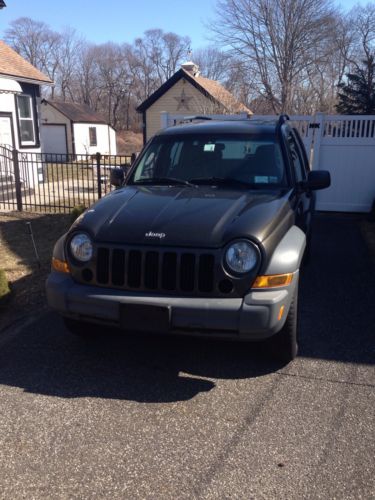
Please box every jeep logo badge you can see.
[145,231,166,239]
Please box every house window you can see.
[16,94,36,146]
[89,127,97,146]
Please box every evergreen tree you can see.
[336,56,375,114]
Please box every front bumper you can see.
[46,272,298,340]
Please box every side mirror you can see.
[304,170,331,191]
[110,167,125,187]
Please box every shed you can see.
[40,100,117,157]
[137,61,252,143]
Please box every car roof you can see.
[156,119,278,137]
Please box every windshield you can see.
[129,133,287,188]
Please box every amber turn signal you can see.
[52,257,70,274]
[252,273,293,289]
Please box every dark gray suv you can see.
[46,115,330,363]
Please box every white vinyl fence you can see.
[160,111,375,213]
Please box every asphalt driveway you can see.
[0,213,374,499]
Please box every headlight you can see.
[225,241,258,274]
[70,233,93,262]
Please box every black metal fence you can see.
[0,146,132,213]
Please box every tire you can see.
[268,284,299,363]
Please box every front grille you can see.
[95,247,215,294]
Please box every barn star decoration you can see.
[174,89,193,111]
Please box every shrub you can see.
[70,204,87,223]
[0,269,11,305]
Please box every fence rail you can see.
[0,148,132,213]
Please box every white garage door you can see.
[41,125,67,157]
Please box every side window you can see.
[89,127,97,147]
[16,94,36,146]
[287,134,305,183]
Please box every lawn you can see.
[0,211,71,329]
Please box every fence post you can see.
[96,151,102,199]
[160,111,169,129]
[12,148,23,211]
[311,113,324,171]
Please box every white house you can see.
[0,40,53,188]
[0,40,52,152]
[40,100,117,157]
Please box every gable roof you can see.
[42,99,111,125]
[137,68,251,114]
[0,40,52,85]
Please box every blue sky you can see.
[0,0,366,51]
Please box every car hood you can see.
[74,185,293,248]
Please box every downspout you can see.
[142,111,146,146]
[70,120,76,158]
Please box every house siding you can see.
[73,123,117,156]
[145,78,219,141]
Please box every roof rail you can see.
[182,115,212,122]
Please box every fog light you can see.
[252,273,293,289]
[52,257,70,274]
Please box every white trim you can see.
[0,77,22,94]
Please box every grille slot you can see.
[128,250,142,288]
[180,253,195,291]
[198,254,215,292]
[112,249,125,286]
[95,247,216,294]
[97,248,110,284]
[162,252,177,290]
[144,251,159,289]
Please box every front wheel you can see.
[268,284,299,363]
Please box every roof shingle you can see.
[0,40,52,84]
[43,100,109,124]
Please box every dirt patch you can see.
[116,130,143,155]
[0,211,71,330]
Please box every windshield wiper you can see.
[189,177,256,188]
[132,177,196,187]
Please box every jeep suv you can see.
[46,116,330,363]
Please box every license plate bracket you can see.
[120,303,171,332]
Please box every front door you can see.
[0,113,14,148]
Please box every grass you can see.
[45,161,94,183]
[0,269,11,305]
[45,156,132,183]
[0,211,71,329]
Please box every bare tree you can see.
[192,47,231,81]
[209,0,338,113]
[5,17,59,69]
